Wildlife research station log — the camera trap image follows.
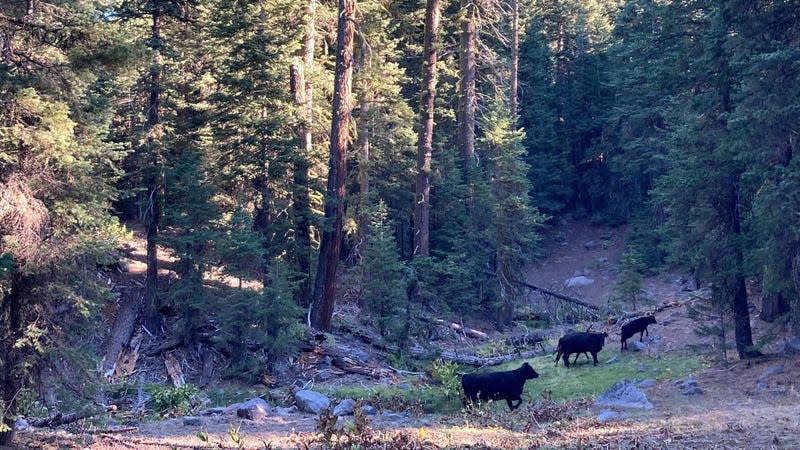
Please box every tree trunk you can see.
[413,0,440,258]
[724,179,759,359]
[759,293,789,322]
[356,88,370,250]
[0,274,27,445]
[510,0,520,123]
[458,0,476,165]
[311,0,355,331]
[143,9,163,333]
[291,0,316,308]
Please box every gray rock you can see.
[361,405,377,415]
[595,380,654,410]
[637,364,649,372]
[787,337,800,353]
[237,397,271,421]
[754,381,768,393]
[597,410,628,422]
[759,366,786,381]
[565,276,595,288]
[200,407,227,416]
[295,390,330,414]
[605,356,619,364]
[333,399,356,416]
[14,417,30,431]
[682,385,704,395]
[182,416,202,426]
[638,379,655,389]
[584,240,597,250]
[676,378,703,395]
[632,341,649,351]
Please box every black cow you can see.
[461,362,539,410]
[621,315,657,350]
[553,331,608,368]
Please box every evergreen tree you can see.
[0,1,127,439]
[363,201,408,341]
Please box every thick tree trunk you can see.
[458,0,476,165]
[413,0,440,258]
[723,180,759,359]
[143,10,163,333]
[311,0,355,331]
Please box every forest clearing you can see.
[7,219,800,449]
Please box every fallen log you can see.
[30,408,103,428]
[101,293,143,381]
[437,349,544,367]
[416,316,489,340]
[517,280,600,311]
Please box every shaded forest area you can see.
[0,0,798,442]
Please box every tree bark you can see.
[723,179,759,359]
[413,0,440,258]
[759,293,789,322]
[458,0,476,165]
[311,0,355,331]
[0,274,27,445]
[510,0,520,123]
[143,6,164,333]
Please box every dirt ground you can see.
[7,218,800,449]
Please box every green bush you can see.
[148,384,200,416]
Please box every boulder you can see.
[595,380,653,410]
[565,276,595,288]
[295,390,330,414]
[236,397,271,421]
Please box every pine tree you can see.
[0,2,128,439]
[363,201,408,341]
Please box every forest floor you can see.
[7,218,800,449]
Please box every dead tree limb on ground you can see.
[516,280,600,311]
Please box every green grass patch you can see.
[322,381,463,415]
[497,349,706,403]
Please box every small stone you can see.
[333,399,356,416]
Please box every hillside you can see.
[8,220,800,449]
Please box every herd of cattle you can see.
[461,314,658,410]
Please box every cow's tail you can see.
[553,343,562,365]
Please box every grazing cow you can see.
[461,362,539,410]
[621,315,657,350]
[553,331,608,368]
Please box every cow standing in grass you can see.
[461,362,539,410]
[621,315,657,350]
[554,331,608,368]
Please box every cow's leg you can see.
[639,330,645,341]
[563,353,570,368]
[508,397,522,410]
[591,351,599,365]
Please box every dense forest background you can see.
[0,0,798,438]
